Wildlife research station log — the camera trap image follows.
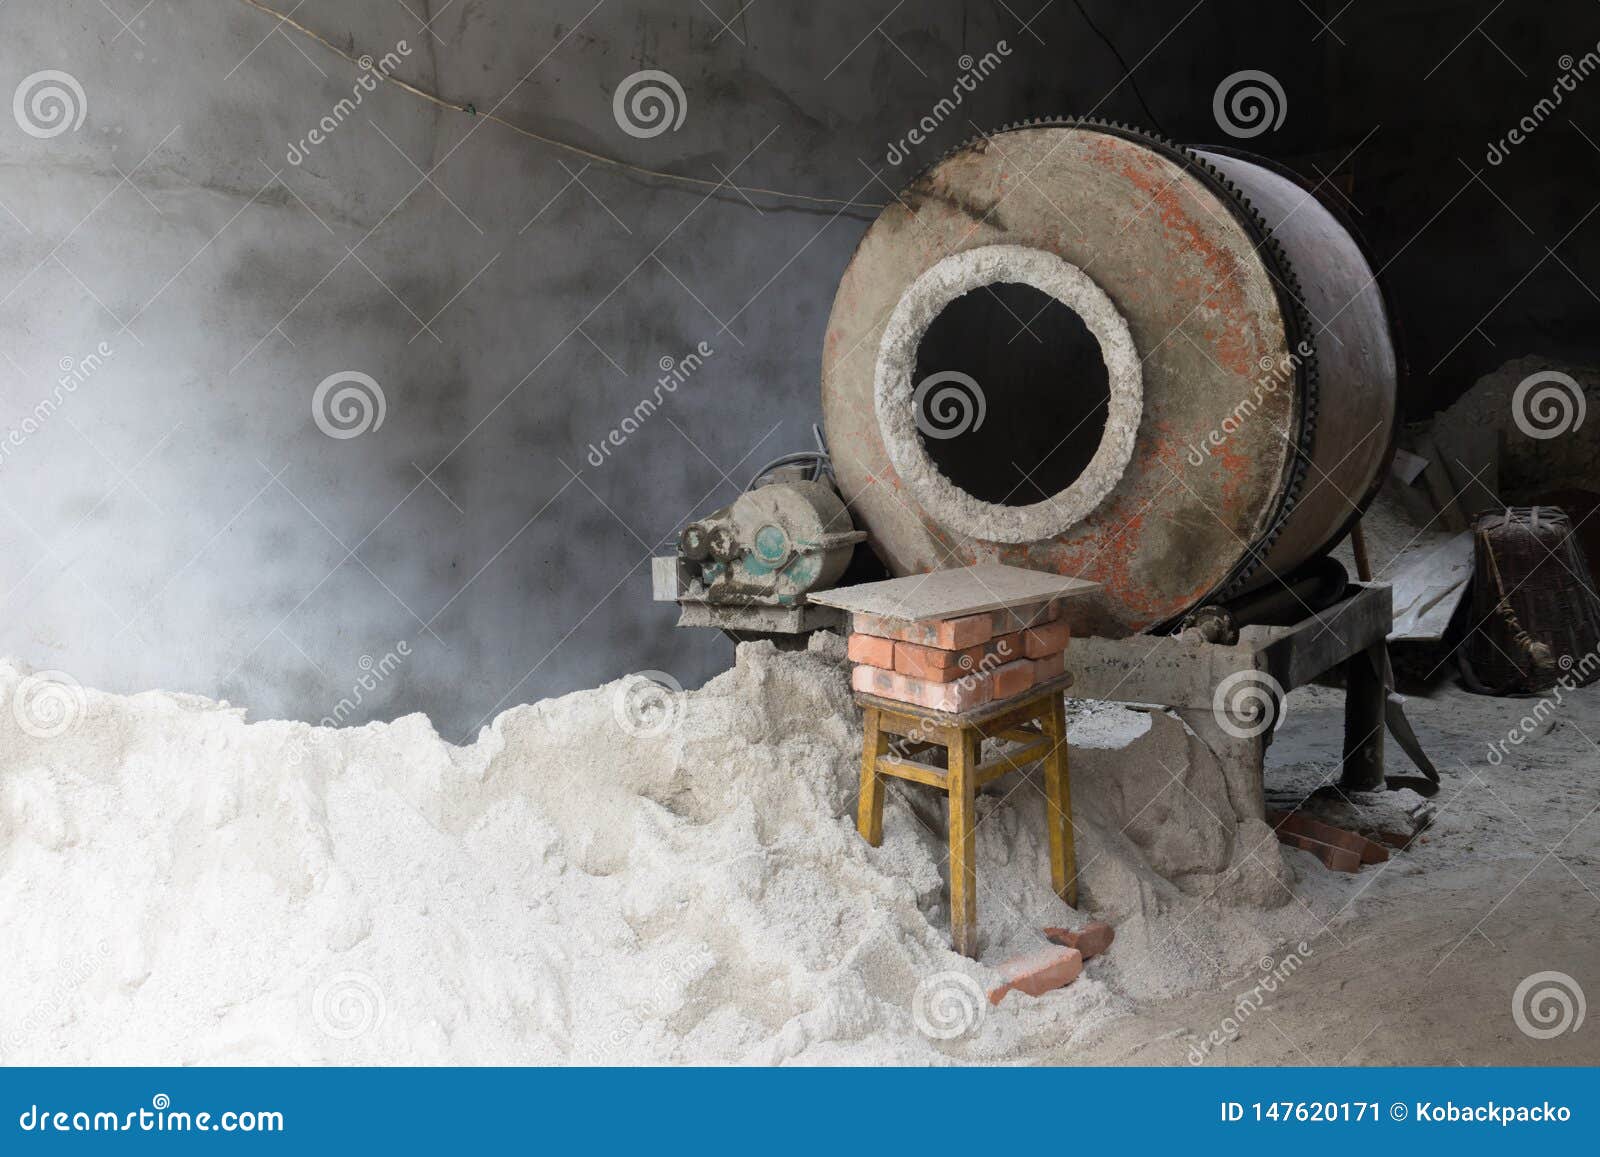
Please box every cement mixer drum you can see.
[821,120,1396,636]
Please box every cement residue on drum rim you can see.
[873,244,1143,544]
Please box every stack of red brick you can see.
[847,599,1070,713]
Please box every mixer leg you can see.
[1340,643,1386,792]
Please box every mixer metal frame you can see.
[1067,582,1395,820]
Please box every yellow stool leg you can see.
[947,725,980,958]
[1042,692,1077,908]
[856,705,887,847]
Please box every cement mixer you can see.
[656,119,1398,640]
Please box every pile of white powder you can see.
[0,641,1332,1064]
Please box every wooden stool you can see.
[853,673,1076,958]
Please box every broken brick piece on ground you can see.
[988,945,1083,1004]
[1266,808,1389,865]
[846,633,896,669]
[1043,921,1114,960]
[1274,830,1362,873]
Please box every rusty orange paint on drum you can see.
[1116,154,1259,378]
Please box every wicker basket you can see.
[1462,506,1600,694]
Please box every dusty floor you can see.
[1063,678,1600,1066]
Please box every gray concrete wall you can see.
[1,0,1594,736]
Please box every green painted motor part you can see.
[674,480,864,607]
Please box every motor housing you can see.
[653,478,866,634]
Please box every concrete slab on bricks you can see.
[808,563,1098,621]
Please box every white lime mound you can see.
[0,641,1323,1064]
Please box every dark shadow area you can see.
[913,282,1110,506]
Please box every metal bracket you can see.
[1069,583,1438,806]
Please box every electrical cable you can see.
[745,424,834,490]
[236,0,888,212]
[1069,0,1168,137]
[746,452,825,489]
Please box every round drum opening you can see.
[912,282,1111,507]
[872,244,1142,545]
